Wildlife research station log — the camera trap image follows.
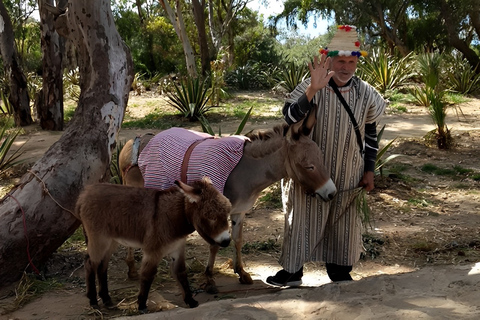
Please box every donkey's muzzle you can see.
[315,178,337,201]
[219,238,231,248]
[215,230,231,247]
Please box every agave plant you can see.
[166,77,212,121]
[200,106,253,137]
[417,52,443,89]
[375,124,402,177]
[444,54,480,95]
[274,59,309,93]
[426,88,450,149]
[357,49,416,96]
[0,122,25,175]
[109,140,126,184]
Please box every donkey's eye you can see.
[305,165,315,171]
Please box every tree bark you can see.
[439,0,480,71]
[0,0,133,285]
[0,0,33,126]
[37,0,64,131]
[191,0,211,76]
[160,0,198,77]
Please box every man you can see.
[267,25,387,286]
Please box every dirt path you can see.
[1,98,480,319]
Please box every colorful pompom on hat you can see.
[319,25,368,58]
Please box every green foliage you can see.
[444,54,480,95]
[166,77,212,121]
[208,58,230,107]
[0,91,13,115]
[113,7,183,75]
[0,120,25,175]
[25,72,42,102]
[417,53,444,89]
[274,59,309,93]
[357,49,416,96]
[110,140,125,185]
[409,52,451,149]
[375,124,402,177]
[63,69,80,102]
[200,106,252,137]
[241,239,280,254]
[233,20,281,67]
[225,62,270,90]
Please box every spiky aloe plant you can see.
[274,59,309,93]
[425,87,450,149]
[0,122,25,174]
[357,49,416,96]
[166,77,212,121]
[375,124,402,177]
[444,54,480,95]
[200,106,253,137]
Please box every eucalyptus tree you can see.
[36,0,67,131]
[0,0,32,126]
[275,0,479,68]
[0,0,133,285]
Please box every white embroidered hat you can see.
[320,25,368,58]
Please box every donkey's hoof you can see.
[127,271,139,280]
[104,300,117,310]
[239,271,253,284]
[138,307,148,314]
[185,297,199,308]
[203,280,219,294]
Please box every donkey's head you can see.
[175,177,231,247]
[284,104,337,201]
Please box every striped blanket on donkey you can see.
[138,127,248,193]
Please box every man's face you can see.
[330,56,358,86]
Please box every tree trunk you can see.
[0,0,133,285]
[440,0,480,71]
[37,0,64,131]
[160,0,197,77]
[0,0,33,126]
[191,0,211,76]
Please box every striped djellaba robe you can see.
[280,76,387,272]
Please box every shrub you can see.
[165,77,212,121]
[357,49,416,97]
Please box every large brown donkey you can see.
[74,177,231,312]
[119,104,337,293]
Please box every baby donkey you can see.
[74,177,231,313]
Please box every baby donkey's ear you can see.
[174,180,201,203]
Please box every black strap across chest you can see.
[329,79,364,155]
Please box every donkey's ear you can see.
[201,176,213,185]
[301,104,318,136]
[174,180,201,203]
[286,104,318,142]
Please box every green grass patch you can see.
[407,197,432,207]
[421,163,456,176]
[241,239,280,254]
[4,273,64,312]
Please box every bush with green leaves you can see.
[165,77,212,121]
[444,53,480,95]
[375,124,402,177]
[274,59,309,94]
[357,49,416,97]
[0,120,24,175]
[409,52,451,149]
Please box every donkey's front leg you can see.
[170,239,198,308]
[204,244,220,293]
[138,255,160,313]
[84,254,99,308]
[231,213,253,284]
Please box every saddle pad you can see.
[138,127,247,193]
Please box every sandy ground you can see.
[1,97,480,319]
